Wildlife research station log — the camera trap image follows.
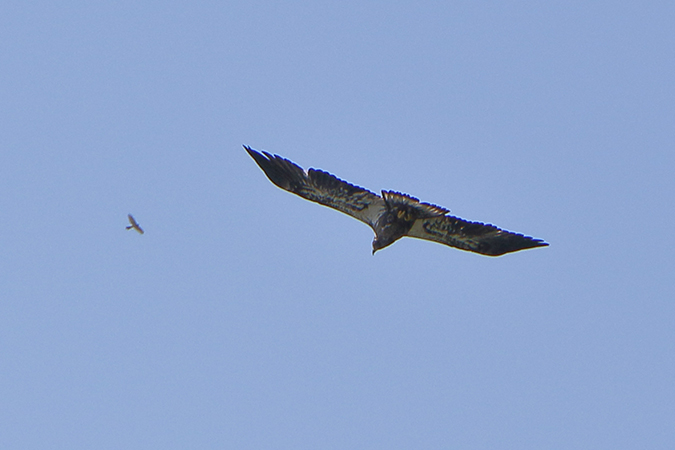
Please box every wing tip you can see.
[245,145,305,191]
[487,236,549,256]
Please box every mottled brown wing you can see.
[245,146,386,228]
[407,215,548,256]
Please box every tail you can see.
[126,226,132,230]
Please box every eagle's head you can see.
[372,236,395,254]
[371,209,415,254]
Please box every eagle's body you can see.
[126,214,144,234]
[245,146,547,256]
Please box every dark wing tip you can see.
[482,233,549,256]
[244,145,306,191]
[243,145,270,170]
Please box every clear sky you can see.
[2,1,674,449]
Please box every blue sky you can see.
[2,1,674,448]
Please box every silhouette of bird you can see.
[126,214,144,234]
[245,146,548,256]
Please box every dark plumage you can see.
[245,146,548,256]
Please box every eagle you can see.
[245,146,548,256]
[126,214,144,234]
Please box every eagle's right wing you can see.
[407,215,548,256]
[245,146,385,228]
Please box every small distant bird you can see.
[245,146,548,256]
[126,214,144,234]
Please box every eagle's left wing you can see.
[245,146,386,228]
[407,215,548,256]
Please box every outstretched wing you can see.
[245,146,386,228]
[407,215,548,256]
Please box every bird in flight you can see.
[245,146,548,256]
[126,214,144,234]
